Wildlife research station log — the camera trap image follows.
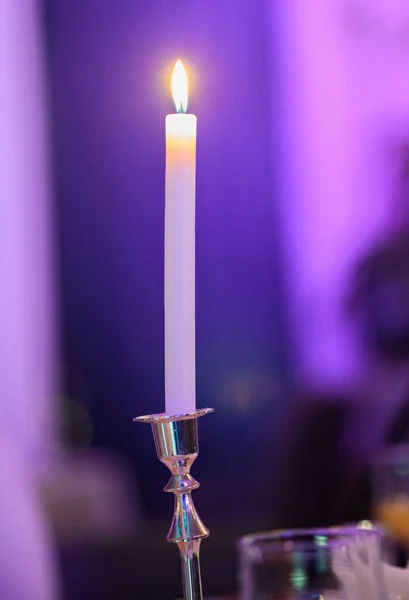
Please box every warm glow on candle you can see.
[172,60,188,114]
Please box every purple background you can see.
[44,0,286,515]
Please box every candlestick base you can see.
[134,408,213,600]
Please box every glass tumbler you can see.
[238,526,380,599]
[373,444,409,547]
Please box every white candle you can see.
[165,60,197,415]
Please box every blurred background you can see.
[2,0,409,598]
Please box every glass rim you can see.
[238,525,380,551]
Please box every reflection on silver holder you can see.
[134,408,214,600]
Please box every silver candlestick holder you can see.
[134,408,214,600]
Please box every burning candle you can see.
[165,60,197,415]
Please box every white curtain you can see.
[0,1,59,597]
[0,1,56,460]
[267,0,409,391]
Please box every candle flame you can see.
[172,60,188,114]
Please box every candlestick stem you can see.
[179,539,203,600]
